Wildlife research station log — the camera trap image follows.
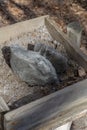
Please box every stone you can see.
[10,45,58,86]
[34,43,46,55]
[67,22,83,48]
[34,43,68,74]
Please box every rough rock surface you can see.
[10,45,58,86]
[27,43,34,51]
[34,43,68,74]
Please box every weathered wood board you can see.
[45,17,87,71]
[0,15,48,44]
[0,97,9,113]
[0,97,9,130]
[4,79,87,130]
[67,22,83,48]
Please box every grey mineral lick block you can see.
[10,45,58,86]
[0,97,9,113]
[67,22,83,48]
[34,43,68,74]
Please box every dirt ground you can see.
[0,0,87,130]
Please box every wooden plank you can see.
[67,22,83,48]
[0,97,9,130]
[0,97,9,113]
[0,15,48,44]
[4,79,87,130]
[45,17,87,71]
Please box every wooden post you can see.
[67,22,83,48]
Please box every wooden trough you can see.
[0,15,87,130]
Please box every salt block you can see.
[34,43,68,74]
[55,122,72,130]
[0,97,9,113]
[67,22,83,48]
[10,45,58,86]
